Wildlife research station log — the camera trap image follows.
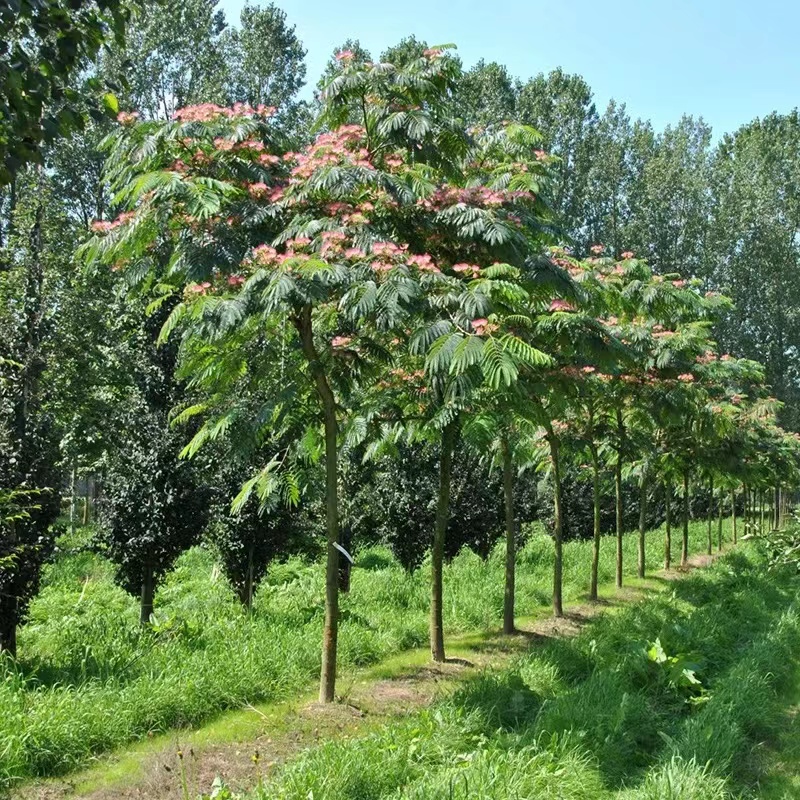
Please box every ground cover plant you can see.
[0,518,728,789]
[226,544,800,800]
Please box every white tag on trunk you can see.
[333,542,354,563]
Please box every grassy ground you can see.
[0,518,736,790]
[228,545,800,800]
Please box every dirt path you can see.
[18,551,727,800]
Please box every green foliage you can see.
[0,0,136,181]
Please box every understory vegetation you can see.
[231,545,800,800]
[1,518,726,788]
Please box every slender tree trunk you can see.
[0,521,18,656]
[69,465,77,535]
[0,611,16,658]
[140,563,154,625]
[681,472,689,567]
[718,489,724,551]
[501,436,516,635]
[550,435,565,618]
[774,484,780,530]
[731,488,737,544]
[615,409,625,588]
[615,454,623,588]
[664,480,672,570]
[431,421,457,661]
[706,475,713,555]
[637,468,647,579]
[589,444,601,602]
[295,306,340,702]
[242,542,255,610]
[744,486,750,535]
[760,489,765,535]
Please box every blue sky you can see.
[219,0,799,136]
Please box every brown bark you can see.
[664,480,672,570]
[549,435,564,618]
[589,443,601,601]
[637,469,647,579]
[431,421,457,661]
[706,476,713,555]
[295,306,340,702]
[681,472,690,567]
[501,436,516,635]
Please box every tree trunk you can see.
[664,480,672,570]
[501,436,516,635]
[550,436,565,618]
[760,489,765,535]
[140,563,154,625]
[706,475,713,555]
[0,520,18,657]
[637,469,647,579]
[0,611,16,658]
[69,465,77,535]
[615,455,623,588]
[774,484,779,530]
[717,489,724,551]
[681,472,689,567]
[615,409,625,588]
[431,421,457,661]
[295,306,340,702]
[240,542,255,609]
[589,444,601,602]
[731,488,737,544]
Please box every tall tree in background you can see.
[630,116,712,276]
[102,0,230,120]
[517,69,598,249]
[709,112,800,430]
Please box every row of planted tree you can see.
[80,48,800,702]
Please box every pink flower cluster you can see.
[91,211,136,233]
[418,185,528,211]
[696,350,716,364]
[288,126,372,180]
[332,336,353,348]
[173,103,275,122]
[186,281,212,296]
[678,373,695,383]
[590,244,605,255]
[471,318,498,335]
[407,253,440,273]
[549,298,576,312]
[117,111,139,125]
[452,263,481,278]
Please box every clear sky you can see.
[219,0,799,137]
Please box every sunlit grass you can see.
[0,517,736,788]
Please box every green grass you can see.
[231,545,800,800]
[0,517,734,789]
